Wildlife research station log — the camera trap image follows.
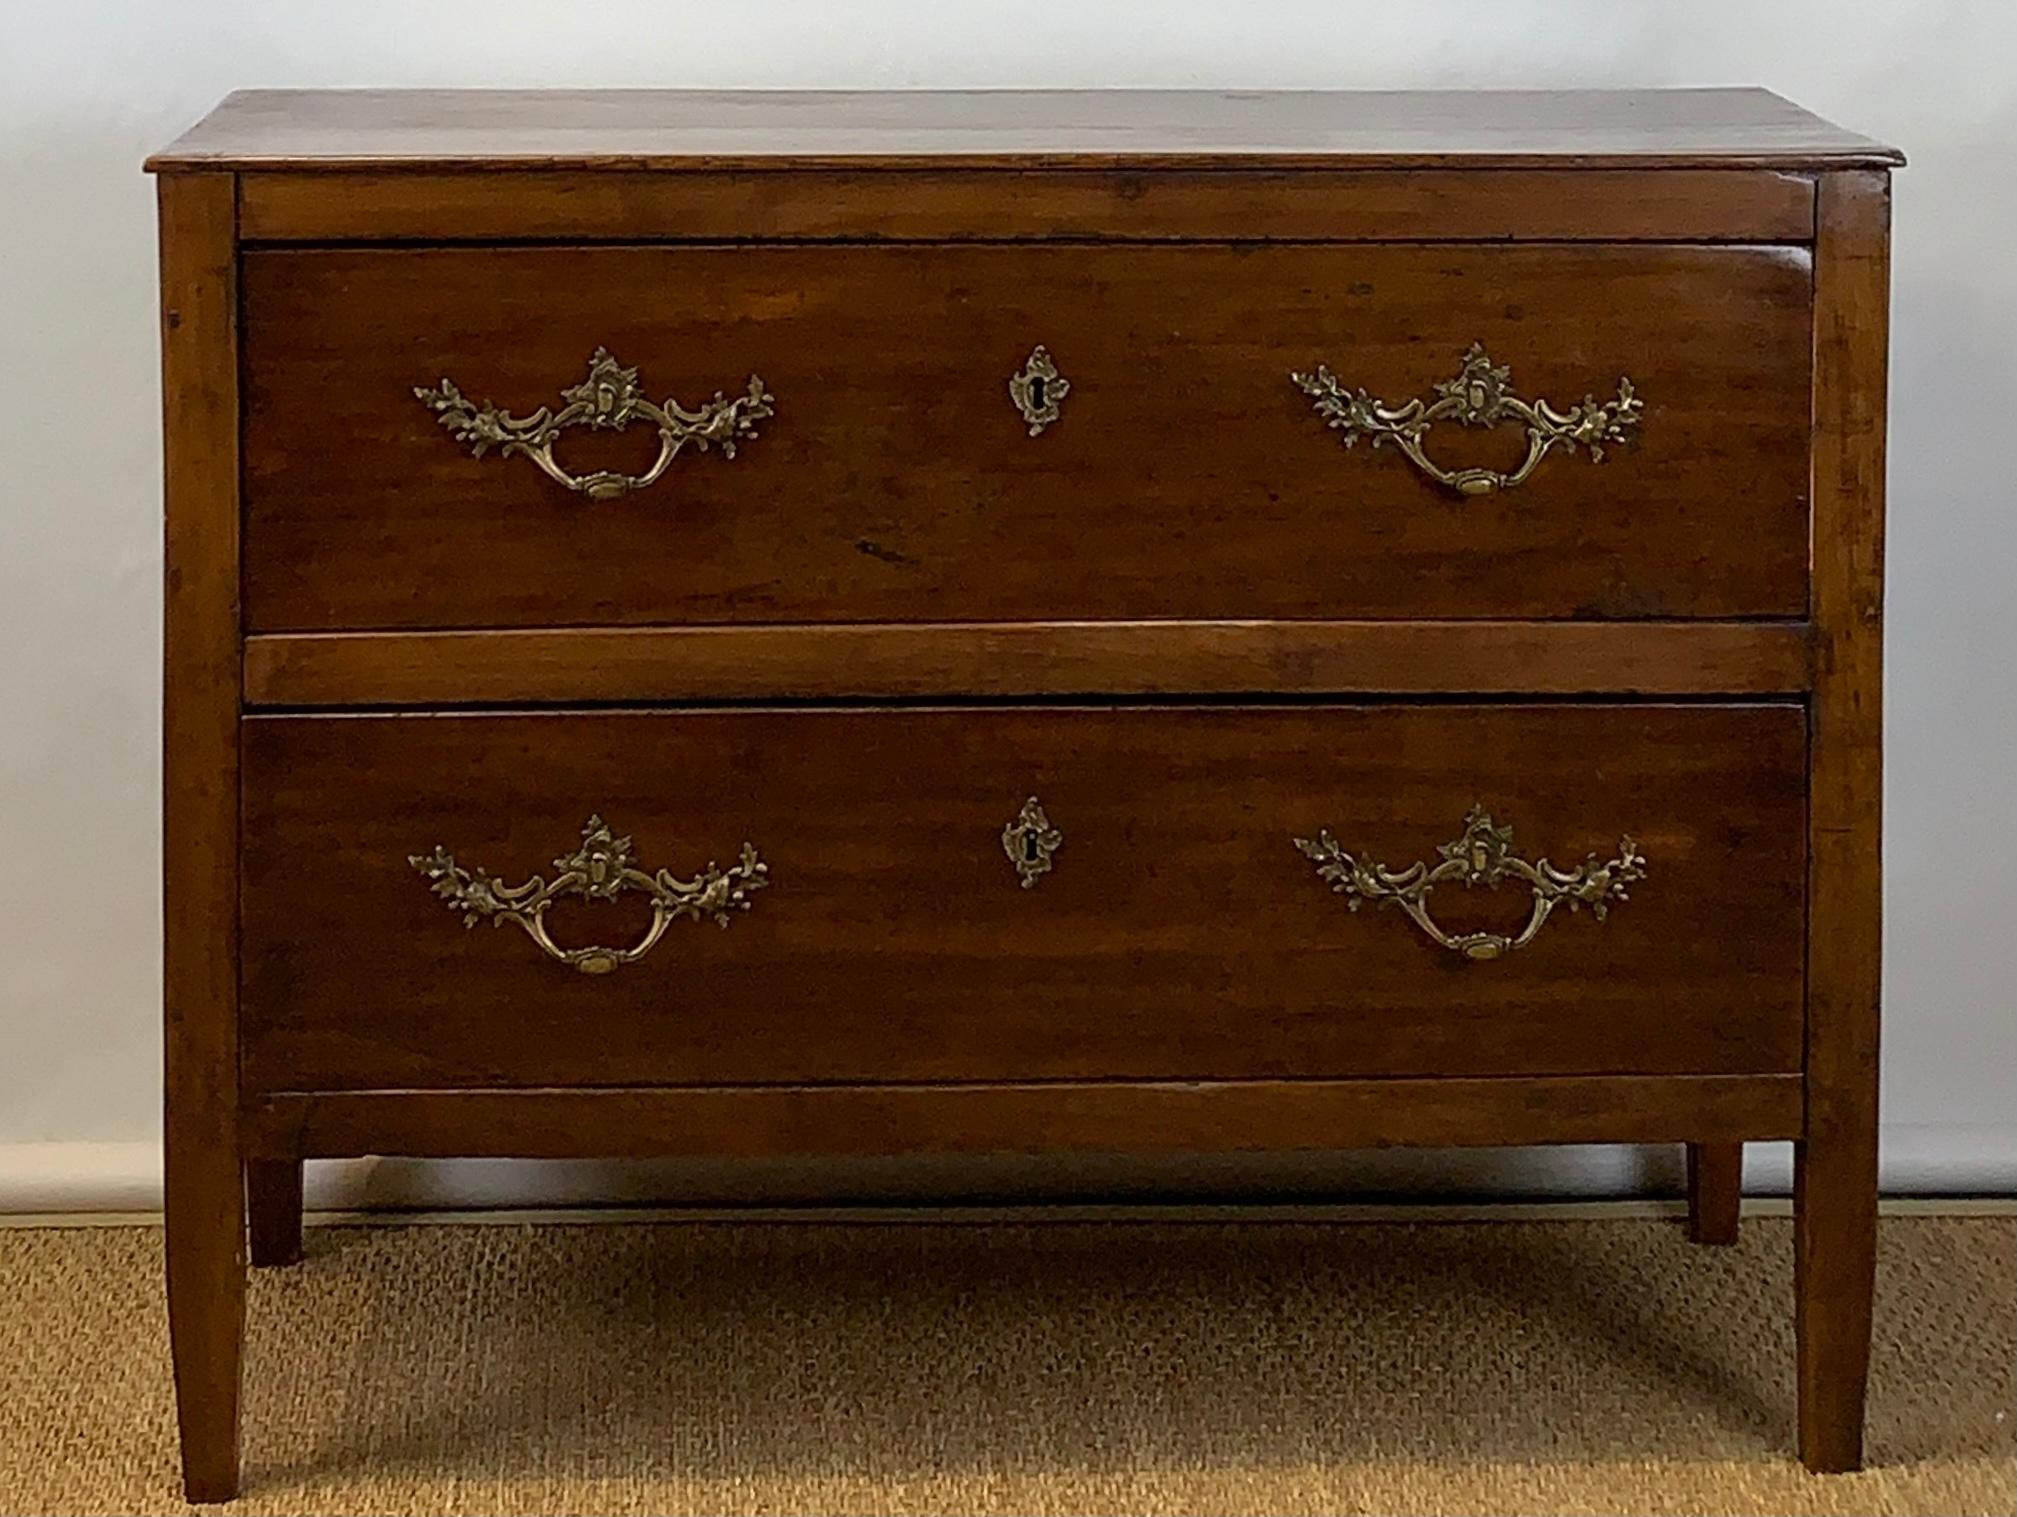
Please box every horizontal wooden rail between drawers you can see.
[243,620,1814,706]
[237,168,1817,243]
[246,1075,1805,1160]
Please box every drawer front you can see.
[240,705,1805,1091]
[242,245,1812,631]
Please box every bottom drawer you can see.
[240,704,1806,1091]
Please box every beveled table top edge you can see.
[146,87,1906,173]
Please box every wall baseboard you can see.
[0,1143,165,1213]
[3,1128,2011,1215]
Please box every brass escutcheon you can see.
[1008,345,1070,436]
[1002,797,1063,888]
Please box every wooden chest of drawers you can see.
[150,88,1898,1501]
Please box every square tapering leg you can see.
[160,168,246,1502]
[165,1138,246,1502]
[1794,1133,1879,1471]
[1796,169,1889,1476]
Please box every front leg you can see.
[160,168,248,1504]
[1794,1130,1878,1472]
[165,1116,245,1502]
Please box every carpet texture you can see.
[0,1216,2010,1515]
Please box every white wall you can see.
[2,1,2012,1209]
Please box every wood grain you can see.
[240,244,1814,631]
[158,171,244,1505]
[245,1075,1804,1160]
[239,704,1808,1093]
[1795,169,1890,1475]
[242,621,1816,707]
[237,168,1817,243]
[149,88,1901,173]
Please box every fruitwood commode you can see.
[149,89,1899,1500]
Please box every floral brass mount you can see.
[409,816,769,975]
[1293,806,1645,962]
[1290,343,1642,497]
[414,349,773,502]
[1008,345,1070,436]
[1002,797,1063,888]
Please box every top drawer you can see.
[241,244,1811,632]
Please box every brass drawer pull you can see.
[1294,805,1645,961]
[1291,343,1642,497]
[415,348,773,502]
[409,815,768,975]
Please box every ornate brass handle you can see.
[1294,806,1645,962]
[1291,343,1642,497]
[409,816,768,975]
[415,348,773,502]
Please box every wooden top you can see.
[147,88,1901,173]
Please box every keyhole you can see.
[1027,376,1047,410]
[1024,833,1042,862]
